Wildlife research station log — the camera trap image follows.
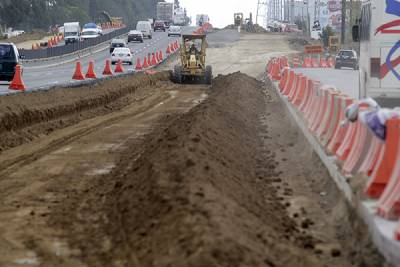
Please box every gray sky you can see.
[178,0,260,28]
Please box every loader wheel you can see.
[174,65,182,83]
[205,65,212,85]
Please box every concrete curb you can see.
[271,80,400,267]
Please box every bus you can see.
[353,0,400,105]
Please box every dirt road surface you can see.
[0,31,387,267]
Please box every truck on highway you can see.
[156,2,174,28]
[64,22,81,44]
[196,14,210,27]
[173,7,186,26]
[353,0,400,102]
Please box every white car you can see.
[81,29,99,40]
[168,26,182,37]
[111,47,133,65]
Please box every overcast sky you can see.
[178,0,260,28]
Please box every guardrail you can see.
[18,27,129,60]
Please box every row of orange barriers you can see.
[292,55,335,68]
[267,56,400,241]
[31,34,64,50]
[9,40,180,91]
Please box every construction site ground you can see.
[0,31,388,267]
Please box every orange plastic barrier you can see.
[342,119,372,175]
[310,88,330,132]
[287,73,301,98]
[335,120,358,162]
[271,60,282,81]
[302,57,313,68]
[72,61,85,80]
[365,118,400,199]
[315,90,340,139]
[320,58,328,68]
[326,98,354,154]
[151,53,158,65]
[291,75,307,106]
[357,136,385,177]
[376,121,400,219]
[299,78,314,113]
[320,94,347,147]
[114,60,124,73]
[9,65,26,90]
[135,58,142,71]
[85,60,97,79]
[142,57,149,68]
[293,57,301,68]
[312,58,320,68]
[279,67,290,91]
[304,81,321,123]
[282,70,295,94]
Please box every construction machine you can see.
[234,13,244,27]
[173,34,212,85]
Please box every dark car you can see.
[335,50,359,70]
[109,39,127,53]
[154,21,166,32]
[0,43,23,82]
[128,30,144,43]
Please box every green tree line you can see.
[0,0,168,31]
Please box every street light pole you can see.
[341,0,346,45]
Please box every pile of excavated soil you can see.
[48,72,385,267]
[0,72,170,152]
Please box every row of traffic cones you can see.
[31,34,64,50]
[9,42,181,91]
[72,60,125,80]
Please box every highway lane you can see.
[294,68,359,99]
[0,28,195,94]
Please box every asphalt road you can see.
[294,68,359,99]
[0,27,197,94]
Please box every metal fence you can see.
[19,27,129,60]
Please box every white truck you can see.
[64,22,81,44]
[173,8,186,26]
[353,0,400,105]
[196,14,210,27]
[156,2,174,27]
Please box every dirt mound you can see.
[50,72,329,267]
[0,72,170,152]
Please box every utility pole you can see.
[341,0,346,45]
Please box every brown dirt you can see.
[37,73,384,267]
[0,72,170,153]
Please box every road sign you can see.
[304,45,324,54]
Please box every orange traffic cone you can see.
[72,61,85,80]
[151,53,157,65]
[156,52,160,62]
[31,43,36,50]
[166,45,171,54]
[48,40,53,48]
[85,60,97,79]
[102,60,113,75]
[159,51,164,62]
[9,65,26,91]
[142,57,149,68]
[147,54,152,66]
[135,58,142,71]
[174,41,178,50]
[170,43,175,52]
[114,60,124,73]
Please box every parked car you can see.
[335,50,359,70]
[136,21,153,39]
[168,25,182,37]
[154,20,166,32]
[0,43,23,82]
[110,39,127,53]
[111,47,133,65]
[128,30,144,43]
